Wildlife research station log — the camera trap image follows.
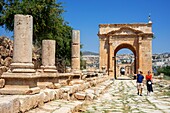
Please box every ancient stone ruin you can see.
[0,14,110,112]
[0,14,163,113]
[0,36,13,75]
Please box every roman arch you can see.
[98,23,153,78]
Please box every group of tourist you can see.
[135,70,153,96]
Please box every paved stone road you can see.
[81,79,170,113]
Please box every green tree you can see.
[0,0,73,72]
[157,66,170,76]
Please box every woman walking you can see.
[146,71,153,96]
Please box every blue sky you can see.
[0,0,170,54]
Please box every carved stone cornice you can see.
[138,33,153,37]
[98,33,153,38]
[99,23,152,28]
[107,27,143,34]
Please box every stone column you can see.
[10,14,35,73]
[0,14,40,95]
[138,36,143,73]
[41,40,57,72]
[99,37,108,72]
[108,37,114,77]
[71,30,80,73]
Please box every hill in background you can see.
[82,51,99,56]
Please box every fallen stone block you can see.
[19,93,44,112]
[19,95,33,112]
[60,87,70,93]
[62,93,70,100]
[65,86,76,94]
[79,84,86,91]
[85,89,94,94]
[54,83,61,89]
[72,84,79,92]
[43,89,56,102]
[0,96,20,113]
[69,80,85,85]
[86,92,95,100]
[54,89,61,99]
[84,82,91,89]
[74,92,86,100]
[84,89,95,100]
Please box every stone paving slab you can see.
[81,79,170,113]
[26,100,83,113]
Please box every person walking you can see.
[136,71,144,96]
[146,71,153,96]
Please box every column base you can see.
[0,72,40,95]
[10,63,35,73]
[72,69,81,74]
[40,66,58,73]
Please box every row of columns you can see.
[0,14,81,94]
[11,14,80,73]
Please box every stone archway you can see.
[114,44,136,78]
[98,23,153,78]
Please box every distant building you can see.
[82,52,170,72]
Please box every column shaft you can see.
[41,40,57,72]
[10,14,35,73]
[71,30,80,73]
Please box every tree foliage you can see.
[0,0,73,72]
[157,66,170,76]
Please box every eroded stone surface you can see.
[81,79,170,113]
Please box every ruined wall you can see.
[0,36,13,75]
[0,36,41,75]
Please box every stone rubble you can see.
[23,77,112,113]
[0,36,13,75]
[0,76,113,113]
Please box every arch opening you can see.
[114,43,137,78]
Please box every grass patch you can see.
[163,91,170,96]
[92,106,97,110]
[163,75,170,80]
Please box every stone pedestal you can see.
[37,73,59,89]
[40,40,57,73]
[0,73,40,94]
[71,30,80,73]
[0,14,40,95]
